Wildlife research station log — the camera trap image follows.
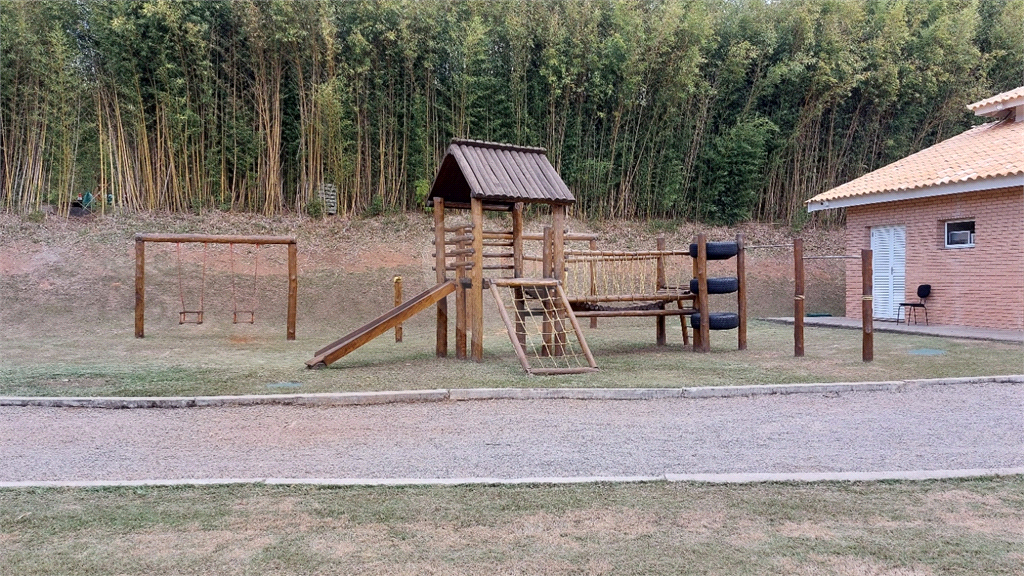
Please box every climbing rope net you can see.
[489,279,597,375]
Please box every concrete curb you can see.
[2,468,1022,489]
[761,317,1024,343]
[448,387,683,401]
[1,375,1021,409]
[664,467,1024,484]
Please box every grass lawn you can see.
[3,477,1023,575]
[0,319,1021,397]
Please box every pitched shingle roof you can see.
[427,139,575,208]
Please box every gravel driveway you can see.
[2,383,1022,483]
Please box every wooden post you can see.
[696,234,710,353]
[135,237,145,338]
[512,202,524,278]
[542,225,553,278]
[691,242,699,349]
[287,240,297,341]
[511,202,527,347]
[541,226,553,356]
[393,276,403,342]
[862,248,873,362]
[551,205,567,356]
[433,198,448,357]
[736,233,746,350]
[794,237,805,357]
[470,197,484,362]
[456,233,468,359]
[588,238,598,329]
[656,235,667,346]
[552,205,565,282]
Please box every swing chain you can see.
[230,242,259,324]
[177,241,207,324]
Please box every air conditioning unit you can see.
[948,230,970,245]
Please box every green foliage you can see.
[1,0,1017,224]
[702,117,778,225]
[413,179,430,209]
[363,194,386,218]
[305,198,324,219]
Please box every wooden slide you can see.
[306,280,456,368]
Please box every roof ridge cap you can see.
[450,139,547,154]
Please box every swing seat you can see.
[233,311,255,324]
[179,311,204,325]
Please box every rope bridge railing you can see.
[560,249,692,304]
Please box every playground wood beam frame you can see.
[134,233,297,340]
[791,239,873,362]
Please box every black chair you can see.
[897,284,930,325]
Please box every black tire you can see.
[689,276,739,295]
[689,312,740,331]
[689,241,739,260]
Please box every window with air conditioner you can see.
[944,220,975,248]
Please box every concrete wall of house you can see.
[844,186,1023,330]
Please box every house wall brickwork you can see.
[844,186,1023,330]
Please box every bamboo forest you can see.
[2,0,1021,224]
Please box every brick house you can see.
[806,87,1024,330]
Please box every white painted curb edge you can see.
[3,468,1022,489]
[1,375,1021,409]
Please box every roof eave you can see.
[806,173,1024,212]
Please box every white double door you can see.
[870,225,906,320]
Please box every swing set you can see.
[134,233,298,340]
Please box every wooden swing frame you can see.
[134,233,298,340]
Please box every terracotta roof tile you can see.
[967,86,1024,113]
[807,118,1024,205]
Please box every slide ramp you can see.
[306,280,456,368]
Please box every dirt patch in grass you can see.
[781,556,936,576]
[777,520,836,539]
[924,490,1024,536]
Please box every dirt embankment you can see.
[0,211,846,334]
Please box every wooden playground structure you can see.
[129,141,870,370]
[307,140,748,373]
